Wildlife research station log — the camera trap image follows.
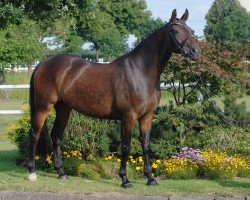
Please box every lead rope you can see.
[187,65,250,126]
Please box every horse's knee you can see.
[28,160,36,173]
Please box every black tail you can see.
[29,67,51,157]
[29,69,36,125]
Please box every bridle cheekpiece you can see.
[169,22,194,57]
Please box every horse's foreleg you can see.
[139,113,158,186]
[28,110,50,181]
[51,102,71,179]
[119,115,135,188]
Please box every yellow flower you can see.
[71,150,78,157]
[135,166,141,171]
[108,156,112,160]
[139,157,144,163]
[46,155,52,164]
[35,155,40,160]
[104,157,109,161]
[116,158,121,163]
[152,163,158,169]
[131,159,136,164]
[156,159,161,164]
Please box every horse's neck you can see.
[128,25,172,80]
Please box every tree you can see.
[0,2,24,29]
[162,40,250,106]
[76,0,151,60]
[77,10,126,60]
[3,0,152,60]
[204,0,250,44]
[0,20,46,75]
[133,17,164,48]
[137,17,164,38]
[62,33,85,56]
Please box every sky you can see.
[145,0,214,37]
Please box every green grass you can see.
[0,148,250,196]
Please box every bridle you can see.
[169,22,194,57]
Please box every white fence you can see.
[0,83,199,115]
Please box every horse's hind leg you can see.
[28,106,52,181]
[51,101,71,179]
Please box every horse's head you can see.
[169,9,200,61]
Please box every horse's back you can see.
[33,54,117,118]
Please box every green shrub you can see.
[151,103,220,159]
[224,96,250,124]
[186,126,250,155]
[8,107,55,157]
[63,157,123,180]
[8,108,121,158]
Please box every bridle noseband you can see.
[169,22,194,57]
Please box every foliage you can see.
[76,0,151,60]
[62,111,117,157]
[8,107,55,157]
[162,157,198,180]
[188,126,250,155]
[151,103,220,158]
[36,148,250,180]
[3,0,76,35]
[133,17,164,47]
[204,0,250,44]
[163,41,250,107]
[1,0,152,61]
[62,33,85,56]
[223,96,250,125]
[199,150,250,179]
[0,19,46,70]
[0,2,24,29]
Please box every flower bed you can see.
[35,147,250,180]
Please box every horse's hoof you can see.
[28,172,38,181]
[147,179,159,186]
[121,181,133,189]
[58,174,68,180]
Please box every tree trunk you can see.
[28,64,32,77]
[95,43,100,61]
[0,69,10,99]
[96,48,99,61]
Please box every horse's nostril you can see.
[191,47,197,54]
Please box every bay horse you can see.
[28,9,200,188]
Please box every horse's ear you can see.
[170,9,177,22]
[180,9,189,21]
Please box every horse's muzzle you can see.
[187,44,201,61]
